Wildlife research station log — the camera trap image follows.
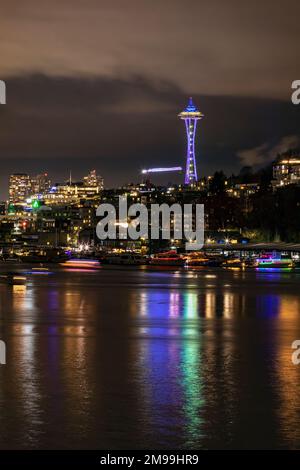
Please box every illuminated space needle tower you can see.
[179,97,204,185]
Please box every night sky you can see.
[0,0,300,198]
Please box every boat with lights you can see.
[185,253,210,266]
[149,251,185,266]
[60,259,101,269]
[222,257,244,268]
[255,254,293,268]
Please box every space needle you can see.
[178,97,204,185]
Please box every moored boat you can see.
[222,258,244,268]
[149,251,185,266]
[255,254,293,269]
[105,253,146,265]
[185,253,210,266]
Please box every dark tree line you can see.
[206,163,300,242]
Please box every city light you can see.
[141,167,182,174]
[32,199,41,209]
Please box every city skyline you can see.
[4,143,300,202]
[0,88,299,199]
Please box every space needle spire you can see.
[178,97,204,185]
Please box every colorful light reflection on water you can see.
[0,267,299,448]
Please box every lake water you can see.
[0,265,299,449]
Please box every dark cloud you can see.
[1,0,300,99]
[237,135,300,167]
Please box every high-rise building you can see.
[83,169,104,189]
[32,173,52,196]
[178,97,204,185]
[9,173,32,202]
